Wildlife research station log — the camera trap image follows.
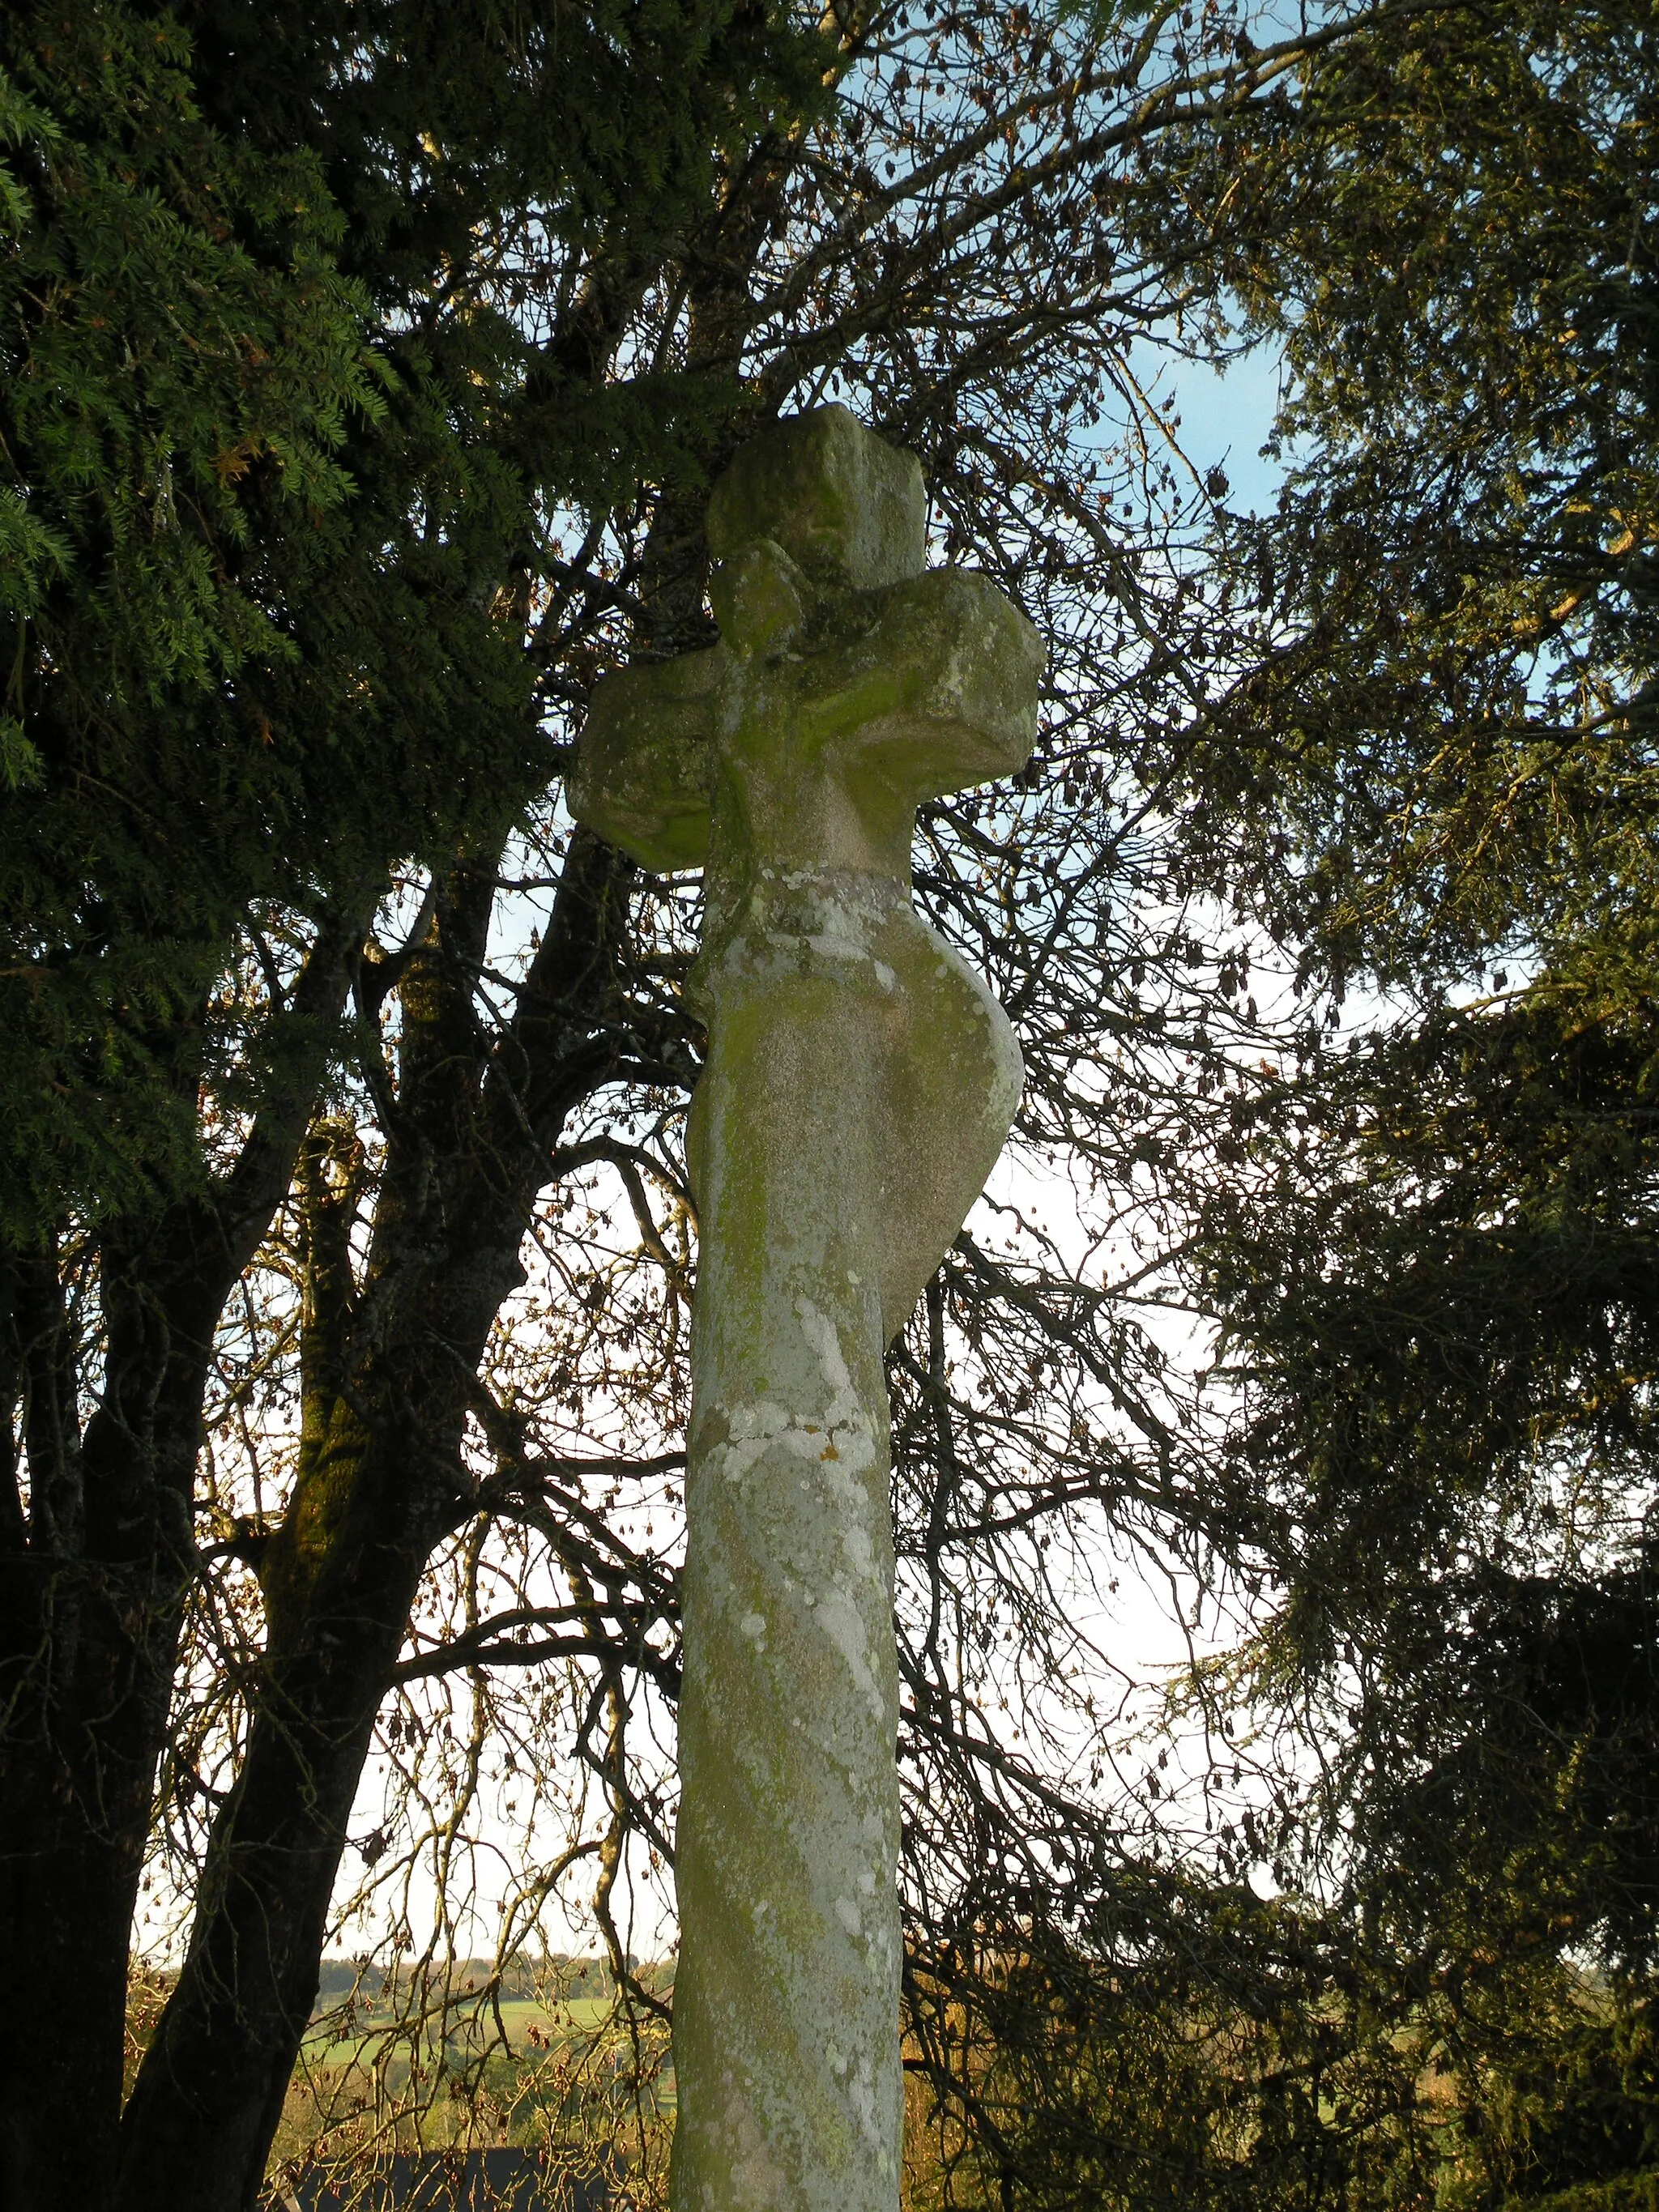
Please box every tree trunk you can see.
[0,1223,252,2209]
[0,923,360,2212]
[111,178,794,2212]
[114,833,635,2212]
[114,1402,450,2212]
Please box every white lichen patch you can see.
[795,1297,853,1398]
[791,1296,879,1475]
[704,1397,792,1486]
[812,1585,883,1719]
[847,2056,883,2151]
[841,1522,873,1575]
[703,1371,878,1494]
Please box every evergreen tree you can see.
[1170,9,1659,2207]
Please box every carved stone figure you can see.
[571,405,1043,2212]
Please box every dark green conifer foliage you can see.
[1158,11,1659,2208]
[0,0,820,1241]
[0,5,396,1233]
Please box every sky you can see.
[1132,335,1289,516]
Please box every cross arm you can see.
[800,569,1044,805]
[568,645,724,872]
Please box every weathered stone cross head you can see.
[575,405,1039,949]
[574,403,1043,1331]
[572,407,1043,2212]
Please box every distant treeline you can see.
[309,1957,642,2009]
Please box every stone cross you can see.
[570,406,1043,2212]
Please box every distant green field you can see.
[301,1991,629,2069]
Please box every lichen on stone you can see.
[572,406,1043,2212]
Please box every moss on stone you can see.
[570,407,1043,2212]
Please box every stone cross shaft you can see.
[571,407,1043,2212]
